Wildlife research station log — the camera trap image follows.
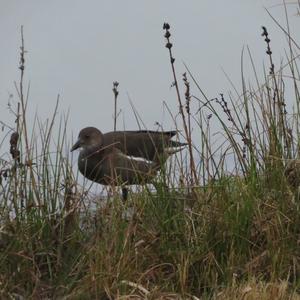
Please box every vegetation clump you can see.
[1,7,300,300]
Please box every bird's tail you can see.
[152,142,188,167]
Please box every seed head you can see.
[165,42,173,49]
[163,23,170,30]
[164,31,171,39]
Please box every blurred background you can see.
[0,1,298,161]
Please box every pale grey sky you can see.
[0,1,298,142]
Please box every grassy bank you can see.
[1,8,300,300]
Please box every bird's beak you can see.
[71,139,81,152]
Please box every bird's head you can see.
[71,127,104,151]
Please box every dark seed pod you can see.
[163,23,170,30]
[10,132,20,162]
[165,42,173,49]
[164,31,171,38]
[10,132,19,146]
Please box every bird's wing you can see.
[102,130,184,160]
[110,149,159,185]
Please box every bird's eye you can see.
[85,135,90,139]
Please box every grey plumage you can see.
[71,127,187,198]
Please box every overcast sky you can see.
[0,1,298,146]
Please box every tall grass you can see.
[1,8,300,299]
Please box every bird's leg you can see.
[122,187,128,202]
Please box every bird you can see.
[71,127,187,200]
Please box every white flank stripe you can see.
[118,152,154,165]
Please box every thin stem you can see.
[18,26,41,208]
[112,81,119,132]
[163,23,198,185]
